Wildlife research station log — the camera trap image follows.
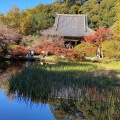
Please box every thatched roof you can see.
[39,14,94,37]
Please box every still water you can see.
[0,61,120,120]
[0,90,55,120]
[0,61,55,120]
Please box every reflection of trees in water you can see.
[0,61,26,93]
[7,84,120,120]
[50,86,120,120]
[8,75,120,120]
[0,61,25,74]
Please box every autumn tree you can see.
[0,25,22,56]
[34,40,66,55]
[8,46,28,57]
[83,28,111,46]
[34,40,84,61]
[3,5,21,33]
[2,5,35,35]
[0,13,5,25]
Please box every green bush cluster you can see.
[75,43,97,57]
[101,39,120,59]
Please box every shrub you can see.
[75,43,97,57]
[101,39,120,59]
[34,40,66,55]
[8,46,28,57]
[8,45,20,49]
[65,49,84,62]
[34,41,84,62]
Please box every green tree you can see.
[30,12,54,34]
[99,0,117,27]
[112,2,120,36]
[79,0,118,29]
[19,8,35,35]
[69,5,79,14]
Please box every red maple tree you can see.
[83,28,111,46]
[34,40,66,55]
[34,41,84,61]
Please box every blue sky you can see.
[0,0,55,14]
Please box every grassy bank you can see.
[9,61,120,94]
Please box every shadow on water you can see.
[0,61,120,120]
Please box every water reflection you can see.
[0,61,25,90]
[0,61,120,120]
[0,61,55,120]
[51,86,120,120]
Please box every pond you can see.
[0,61,120,120]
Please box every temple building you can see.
[39,14,94,47]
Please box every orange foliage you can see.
[34,41,84,61]
[34,41,66,55]
[83,28,111,46]
[8,46,28,57]
[66,49,84,62]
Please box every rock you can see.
[91,56,99,62]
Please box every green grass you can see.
[8,61,120,95]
